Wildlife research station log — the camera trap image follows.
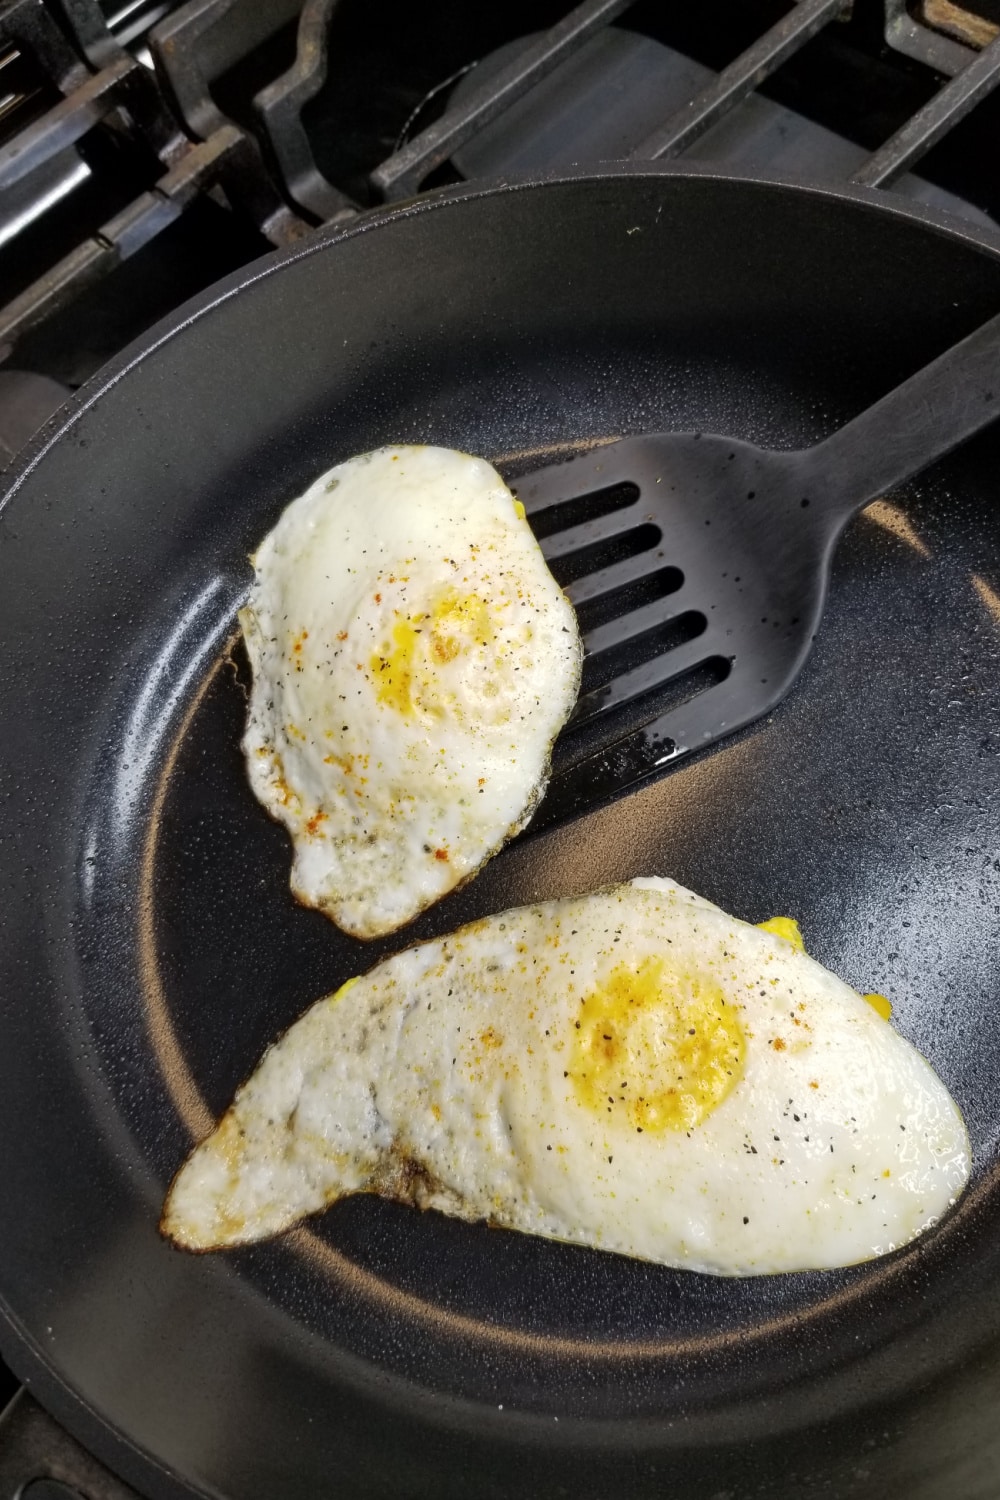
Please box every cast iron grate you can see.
[2,0,1000,354]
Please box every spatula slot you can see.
[580,610,706,697]
[574,565,683,634]
[516,480,639,537]
[552,655,732,776]
[545,521,661,587]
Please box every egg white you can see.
[162,879,969,1274]
[240,445,582,938]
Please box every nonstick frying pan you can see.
[2,166,1000,1500]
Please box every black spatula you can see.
[515,310,1000,828]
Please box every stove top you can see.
[1,0,1000,1495]
[2,0,999,422]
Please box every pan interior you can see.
[5,177,1000,1477]
[87,363,1000,1407]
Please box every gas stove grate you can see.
[1,0,1000,394]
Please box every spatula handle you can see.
[809,307,1000,521]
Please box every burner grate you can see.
[2,0,1000,373]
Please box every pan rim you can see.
[3,159,1000,524]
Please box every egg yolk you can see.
[371,617,419,714]
[429,591,493,661]
[370,589,494,715]
[570,957,746,1133]
[330,975,360,1003]
[757,915,805,952]
[757,917,892,1021]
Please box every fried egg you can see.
[163,879,969,1274]
[240,446,581,938]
